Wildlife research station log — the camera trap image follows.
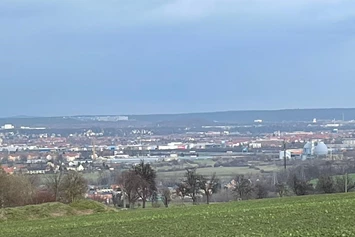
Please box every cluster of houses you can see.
[0,150,120,175]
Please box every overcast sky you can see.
[1,0,354,116]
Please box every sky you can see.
[1,0,355,116]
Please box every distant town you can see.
[1,109,355,204]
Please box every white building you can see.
[1,124,14,130]
[250,142,262,149]
[118,116,129,121]
[279,149,303,160]
[342,139,355,147]
[302,140,328,159]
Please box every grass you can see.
[0,199,113,222]
[157,166,262,180]
[1,193,355,236]
[310,173,355,185]
[38,164,279,185]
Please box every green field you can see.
[311,173,355,185]
[157,167,264,180]
[2,193,355,236]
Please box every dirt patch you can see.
[75,210,94,215]
[50,212,66,217]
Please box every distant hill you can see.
[0,117,84,128]
[129,108,353,123]
[2,108,354,127]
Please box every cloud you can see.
[144,0,352,23]
[1,0,354,27]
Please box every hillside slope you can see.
[0,200,113,222]
[1,193,355,237]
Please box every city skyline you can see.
[1,0,355,117]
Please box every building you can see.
[26,168,46,175]
[279,149,303,160]
[118,116,129,121]
[250,142,262,149]
[64,152,81,162]
[1,124,14,130]
[1,166,15,175]
[302,140,328,159]
[342,139,355,147]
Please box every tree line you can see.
[115,163,274,207]
[0,167,87,208]
[1,160,354,209]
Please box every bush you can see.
[254,182,268,199]
[316,175,335,194]
[32,190,56,204]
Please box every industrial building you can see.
[279,140,329,160]
[279,149,303,160]
[302,140,328,159]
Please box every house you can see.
[77,164,84,172]
[8,155,20,161]
[67,164,85,172]
[67,167,77,171]
[1,166,15,175]
[27,153,40,160]
[27,168,46,175]
[64,152,81,162]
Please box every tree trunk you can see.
[206,194,210,205]
[192,193,197,205]
[142,192,146,209]
[123,193,126,208]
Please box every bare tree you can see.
[199,173,220,204]
[0,172,34,208]
[335,174,355,193]
[254,181,268,199]
[28,175,40,188]
[161,188,172,208]
[316,174,335,194]
[289,174,313,196]
[176,182,189,204]
[233,175,253,200]
[118,171,140,208]
[275,182,287,197]
[0,168,8,209]
[61,171,87,203]
[45,171,64,202]
[133,161,157,208]
[182,168,202,205]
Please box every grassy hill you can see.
[0,200,113,222]
[1,193,355,237]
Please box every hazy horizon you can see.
[1,1,354,117]
[2,107,354,119]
